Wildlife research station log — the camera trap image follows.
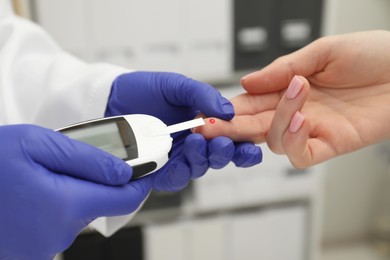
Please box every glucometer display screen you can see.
[59,117,138,160]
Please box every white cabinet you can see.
[144,206,307,260]
[33,0,233,80]
[183,0,232,80]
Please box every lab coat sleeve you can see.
[0,11,129,129]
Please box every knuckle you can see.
[266,136,284,155]
[290,158,310,169]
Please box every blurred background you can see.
[13,0,390,259]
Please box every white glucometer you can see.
[57,114,205,179]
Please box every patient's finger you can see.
[194,111,274,143]
[230,92,281,115]
[267,76,310,154]
[282,119,337,168]
[282,115,311,168]
[241,39,328,94]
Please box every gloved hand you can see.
[0,125,151,260]
[106,71,262,191]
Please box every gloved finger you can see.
[182,134,208,179]
[267,76,310,154]
[232,143,263,167]
[160,73,235,120]
[21,126,132,186]
[208,137,235,169]
[151,157,191,192]
[69,175,152,218]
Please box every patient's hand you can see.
[195,30,390,168]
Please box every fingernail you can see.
[289,111,304,133]
[286,76,304,99]
[241,71,257,82]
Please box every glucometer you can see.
[57,114,205,179]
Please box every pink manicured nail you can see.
[286,76,303,99]
[289,111,304,133]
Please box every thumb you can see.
[183,79,235,120]
[20,125,132,186]
[160,73,235,120]
[74,175,152,218]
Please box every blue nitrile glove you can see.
[0,125,151,260]
[106,71,262,191]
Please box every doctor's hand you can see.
[195,30,390,168]
[105,71,262,191]
[0,125,151,260]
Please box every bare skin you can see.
[195,30,390,168]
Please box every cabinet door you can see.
[144,206,307,260]
[230,206,307,260]
[132,0,185,73]
[234,0,277,70]
[183,0,232,80]
[278,0,323,55]
[86,0,139,67]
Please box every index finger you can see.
[194,92,280,142]
[162,74,235,120]
[230,92,281,115]
[194,112,274,143]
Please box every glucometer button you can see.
[131,162,158,179]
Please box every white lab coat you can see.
[0,0,128,128]
[0,0,139,237]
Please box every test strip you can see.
[160,118,205,135]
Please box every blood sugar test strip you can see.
[157,118,205,136]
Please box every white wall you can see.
[32,0,233,82]
[321,144,390,243]
[322,0,390,35]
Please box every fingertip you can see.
[129,174,153,196]
[240,71,259,85]
[211,97,235,120]
[94,153,133,186]
[152,160,191,192]
[183,134,208,179]
[114,159,133,184]
[233,143,263,167]
[184,134,207,156]
[208,137,235,169]
[183,134,207,164]
[185,132,206,143]
[221,100,235,120]
[182,79,234,120]
[282,117,311,169]
[296,75,311,93]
